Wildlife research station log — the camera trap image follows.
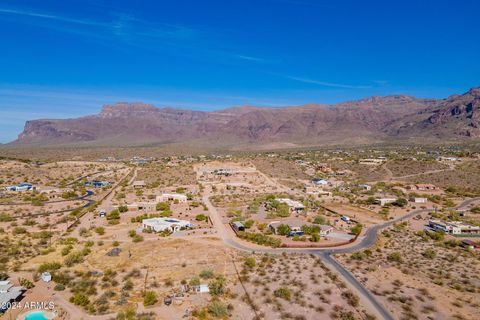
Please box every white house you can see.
[358,184,372,191]
[276,198,305,212]
[142,217,193,233]
[375,198,397,206]
[132,180,146,189]
[428,220,480,235]
[156,193,188,203]
[5,183,35,192]
[192,284,210,293]
[414,198,428,204]
[319,225,334,236]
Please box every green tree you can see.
[393,198,408,207]
[310,233,320,242]
[313,215,327,224]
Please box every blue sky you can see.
[1,0,479,143]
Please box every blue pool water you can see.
[24,311,48,320]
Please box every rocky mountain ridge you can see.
[13,87,480,148]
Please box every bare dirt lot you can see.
[336,222,480,320]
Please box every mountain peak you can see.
[467,87,480,96]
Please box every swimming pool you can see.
[24,311,49,320]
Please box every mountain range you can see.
[11,87,480,149]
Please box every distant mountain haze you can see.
[12,87,480,149]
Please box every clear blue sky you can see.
[1,0,479,142]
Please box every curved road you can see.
[203,184,479,320]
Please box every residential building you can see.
[269,218,332,236]
[276,198,305,213]
[358,184,372,191]
[4,183,35,192]
[411,184,438,191]
[85,180,111,188]
[132,180,146,189]
[414,197,428,204]
[319,225,334,235]
[142,217,193,233]
[427,220,480,235]
[359,158,385,165]
[269,218,305,234]
[192,284,210,293]
[304,186,332,196]
[124,201,156,212]
[375,198,397,206]
[0,281,24,312]
[156,193,188,203]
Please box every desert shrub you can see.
[143,291,157,306]
[200,269,214,279]
[350,223,363,236]
[209,276,226,296]
[208,300,229,318]
[422,248,436,259]
[237,232,282,248]
[276,224,291,236]
[195,214,207,221]
[71,293,90,306]
[38,261,62,273]
[274,287,292,300]
[387,252,402,263]
[64,251,84,267]
[244,257,256,268]
[54,284,65,291]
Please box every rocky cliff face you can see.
[13,87,480,147]
[385,87,480,138]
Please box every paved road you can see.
[201,180,480,320]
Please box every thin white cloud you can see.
[0,8,107,27]
[0,6,266,65]
[235,54,265,62]
[283,75,372,89]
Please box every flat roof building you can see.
[157,193,188,203]
[0,281,25,312]
[132,180,146,189]
[276,198,305,212]
[428,220,480,235]
[5,183,35,192]
[375,198,397,206]
[142,217,193,233]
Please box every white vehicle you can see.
[341,216,350,222]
